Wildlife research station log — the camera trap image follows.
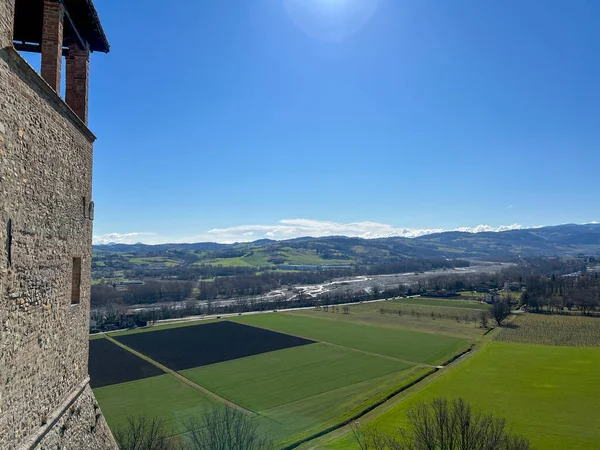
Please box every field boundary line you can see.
[234,320,435,368]
[262,367,422,415]
[104,335,256,417]
[320,341,435,368]
[289,345,477,450]
[281,367,438,449]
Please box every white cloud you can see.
[197,220,523,243]
[453,224,522,233]
[92,232,160,245]
[93,220,526,245]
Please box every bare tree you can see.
[114,416,181,450]
[183,406,273,450]
[479,310,489,328]
[349,422,389,450]
[491,301,511,326]
[350,398,531,450]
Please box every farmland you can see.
[113,321,313,370]
[495,313,600,347]
[181,343,425,443]
[320,342,600,450]
[89,307,474,445]
[390,296,490,310]
[231,313,469,365]
[89,304,600,448]
[93,374,219,434]
[285,298,489,339]
[89,338,163,388]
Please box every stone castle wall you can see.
[34,384,116,450]
[0,2,116,448]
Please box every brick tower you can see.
[0,1,117,448]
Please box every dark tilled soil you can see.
[114,320,314,371]
[89,338,164,388]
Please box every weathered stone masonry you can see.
[0,1,116,448]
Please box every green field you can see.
[232,314,468,365]
[288,300,489,339]
[181,343,421,442]
[182,343,411,412]
[129,256,181,267]
[323,342,600,449]
[390,296,490,310]
[194,247,352,268]
[94,374,219,434]
[458,291,485,298]
[92,311,600,449]
[92,311,470,445]
[202,257,257,267]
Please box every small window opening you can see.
[71,257,82,304]
[6,219,12,267]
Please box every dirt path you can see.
[104,335,256,417]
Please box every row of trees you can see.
[93,258,470,308]
[91,281,194,307]
[407,257,587,294]
[90,282,411,332]
[522,273,600,314]
[91,257,596,330]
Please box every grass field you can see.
[202,257,257,267]
[458,291,485,298]
[91,312,479,445]
[390,297,490,310]
[129,256,181,267]
[181,343,421,442]
[324,342,600,449]
[288,301,487,339]
[94,374,220,434]
[232,314,468,365]
[195,247,352,268]
[182,343,411,412]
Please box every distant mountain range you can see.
[93,224,600,265]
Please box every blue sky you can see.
[72,0,600,243]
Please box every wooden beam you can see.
[13,42,69,56]
[58,0,88,51]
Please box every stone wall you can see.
[0,0,14,49]
[0,2,116,448]
[34,384,116,450]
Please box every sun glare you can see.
[283,0,381,42]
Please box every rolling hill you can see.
[93,224,600,272]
